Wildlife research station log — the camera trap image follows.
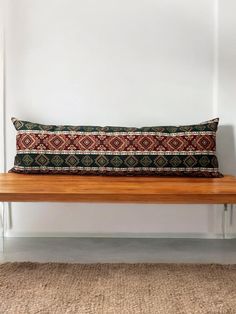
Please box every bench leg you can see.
[0,202,5,252]
[222,204,229,239]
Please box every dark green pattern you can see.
[14,153,219,169]
[11,118,219,133]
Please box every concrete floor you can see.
[0,237,236,264]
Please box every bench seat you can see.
[0,173,236,204]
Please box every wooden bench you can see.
[0,173,236,240]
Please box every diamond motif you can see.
[196,136,212,150]
[25,123,36,130]
[211,156,218,168]
[154,156,168,167]
[81,155,93,167]
[184,156,197,167]
[14,120,24,130]
[21,134,36,149]
[199,156,210,167]
[35,154,49,166]
[39,125,53,131]
[166,137,185,150]
[95,155,109,167]
[136,136,155,150]
[139,137,152,149]
[181,127,192,132]
[48,135,66,150]
[51,155,64,166]
[111,156,123,167]
[15,155,21,166]
[109,137,124,150]
[166,127,178,133]
[170,156,182,167]
[140,156,152,167]
[22,155,34,166]
[125,156,138,167]
[77,136,96,150]
[65,155,79,167]
[195,125,207,131]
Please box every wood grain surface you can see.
[0,173,235,203]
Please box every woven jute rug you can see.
[0,263,235,314]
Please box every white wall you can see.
[218,0,236,175]
[0,0,4,173]
[217,0,236,231]
[1,0,235,237]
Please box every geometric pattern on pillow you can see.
[10,117,222,177]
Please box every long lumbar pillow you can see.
[10,117,222,177]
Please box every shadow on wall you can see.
[217,125,236,175]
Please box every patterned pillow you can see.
[10,117,222,177]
